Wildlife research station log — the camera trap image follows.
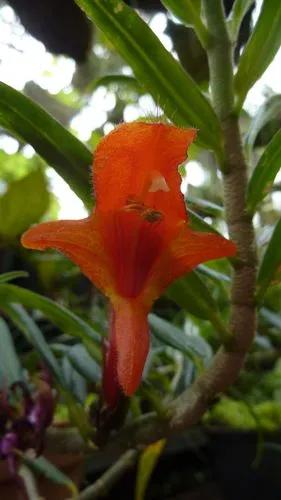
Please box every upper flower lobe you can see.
[21,122,236,402]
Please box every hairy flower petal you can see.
[22,122,236,405]
[22,217,113,296]
[94,122,196,222]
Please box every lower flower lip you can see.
[103,298,150,404]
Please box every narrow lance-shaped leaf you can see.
[0,283,101,362]
[161,0,208,48]
[149,313,212,365]
[166,271,230,341]
[227,0,255,41]
[87,74,144,95]
[0,271,28,284]
[66,344,101,383]
[235,0,281,107]
[260,308,281,330]
[187,208,221,234]
[257,218,281,303]
[17,453,78,498]
[0,317,23,386]
[247,130,281,214]
[62,356,87,403]
[1,302,65,386]
[74,0,222,152]
[0,82,92,207]
[197,265,230,283]
[245,94,281,155]
[161,0,201,27]
[135,440,166,500]
[188,196,223,217]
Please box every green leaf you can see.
[247,130,281,213]
[166,271,229,340]
[161,0,201,27]
[135,439,166,500]
[61,389,92,438]
[257,218,281,302]
[161,1,208,48]
[0,317,23,387]
[0,82,92,207]
[187,208,220,234]
[62,356,87,403]
[197,265,230,282]
[1,302,65,385]
[0,271,28,284]
[260,308,281,330]
[149,313,212,364]
[0,283,101,362]
[0,169,49,240]
[67,344,100,383]
[245,94,281,154]
[87,74,144,94]
[227,0,255,41]
[75,0,222,152]
[235,0,281,107]
[18,454,78,498]
[188,196,223,216]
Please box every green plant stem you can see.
[78,449,139,500]
[18,464,40,500]
[203,0,234,126]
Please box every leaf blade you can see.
[227,0,255,41]
[235,0,281,107]
[149,313,212,365]
[0,271,29,284]
[166,271,230,341]
[257,218,281,302]
[67,344,101,383]
[247,129,281,213]
[0,283,101,362]
[1,302,65,385]
[75,0,222,152]
[0,317,23,387]
[245,94,281,154]
[18,454,78,498]
[135,439,166,500]
[0,82,92,207]
[161,0,208,48]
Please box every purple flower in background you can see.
[0,376,54,476]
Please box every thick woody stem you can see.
[202,0,257,351]
[167,0,257,429]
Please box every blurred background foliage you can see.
[0,0,281,498]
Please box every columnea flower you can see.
[22,122,236,406]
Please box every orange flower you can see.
[21,122,236,406]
